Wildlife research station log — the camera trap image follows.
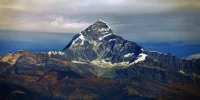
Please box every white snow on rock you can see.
[79,33,85,45]
[73,53,147,68]
[71,33,85,47]
[141,48,145,51]
[108,39,116,42]
[91,59,130,68]
[99,28,110,34]
[97,19,111,29]
[129,53,147,65]
[124,53,134,58]
[48,51,65,57]
[72,60,87,64]
[179,70,185,74]
[99,33,112,40]
[90,54,146,68]
[134,53,147,63]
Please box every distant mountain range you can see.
[1,30,200,58]
[0,20,200,100]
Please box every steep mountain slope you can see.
[63,20,143,67]
[61,20,200,78]
[0,51,200,100]
[0,20,200,100]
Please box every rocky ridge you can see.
[0,20,200,100]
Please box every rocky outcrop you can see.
[63,20,142,67]
[62,20,200,77]
[1,20,200,100]
[1,58,200,100]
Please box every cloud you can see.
[49,16,90,31]
[0,0,200,42]
[0,0,200,16]
[0,14,91,33]
[187,54,200,60]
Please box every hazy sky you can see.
[0,0,200,42]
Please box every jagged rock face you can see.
[1,20,200,100]
[61,20,200,75]
[63,20,142,66]
[1,51,200,100]
[0,51,25,66]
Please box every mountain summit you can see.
[63,20,144,67]
[48,20,199,77]
[1,20,200,100]
[63,20,114,48]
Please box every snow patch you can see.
[91,59,130,68]
[124,53,134,58]
[99,28,110,34]
[141,48,145,51]
[99,33,112,40]
[130,53,147,65]
[74,53,147,68]
[72,61,87,64]
[79,33,85,45]
[48,51,65,57]
[71,33,85,47]
[179,70,185,74]
[97,19,111,29]
[108,39,116,42]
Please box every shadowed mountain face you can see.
[63,20,142,66]
[0,20,200,100]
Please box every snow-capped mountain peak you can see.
[63,20,144,67]
[64,20,115,48]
